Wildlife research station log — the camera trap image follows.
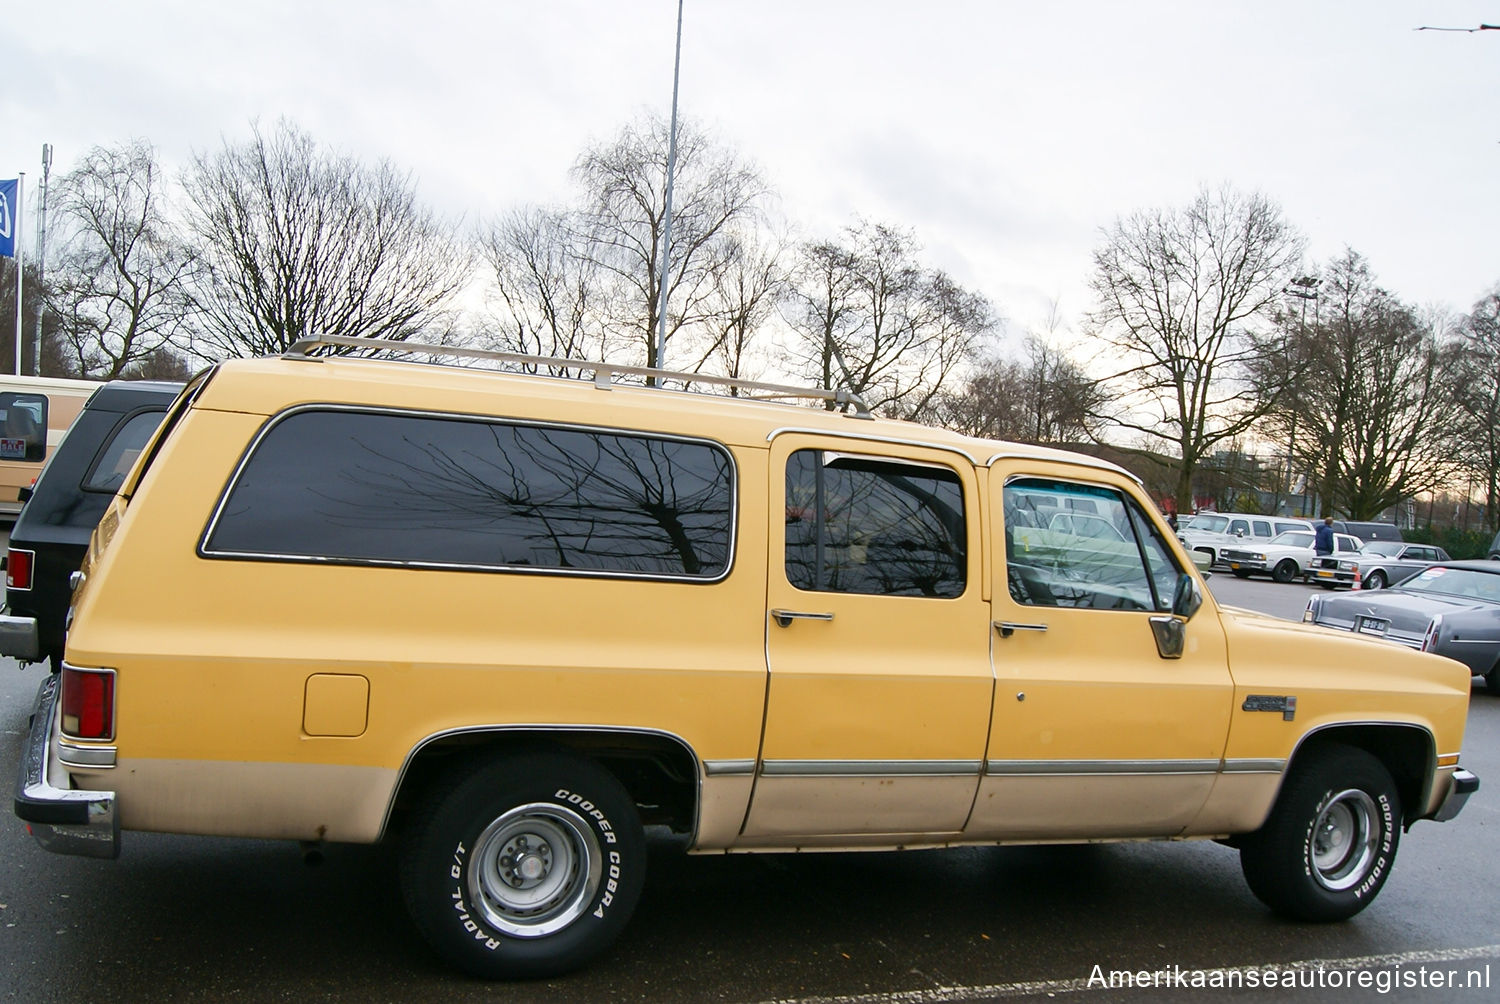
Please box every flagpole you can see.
[32,145,51,376]
[13,172,22,376]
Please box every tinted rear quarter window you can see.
[204,409,735,580]
[84,411,168,492]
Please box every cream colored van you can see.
[15,337,1479,979]
[0,374,99,517]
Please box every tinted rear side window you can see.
[204,409,734,579]
[84,411,168,492]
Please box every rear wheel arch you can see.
[384,727,702,842]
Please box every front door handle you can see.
[771,609,835,628]
[994,620,1048,638]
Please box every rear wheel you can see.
[1364,570,1387,590]
[1271,560,1298,584]
[400,752,645,979]
[1240,745,1400,922]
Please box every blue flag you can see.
[0,178,17,258]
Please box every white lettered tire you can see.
[400,752,645,978]
[1239,744,1400,922]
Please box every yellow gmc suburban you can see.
[14,336,1479,978]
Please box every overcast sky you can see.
[3,1,1496,351]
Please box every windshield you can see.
[1269,531,1314,548]
[1400,566,1500,602]
[1190,515,1229,533]
[1364,541,1405,556]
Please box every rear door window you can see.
[785,449,966,597]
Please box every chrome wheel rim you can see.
[1309,788,1380,891]
[468,802,602,937]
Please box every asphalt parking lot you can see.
[2,562,1496,1002]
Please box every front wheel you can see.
[1239,745,1400,922]
[1271,560,1298,584]
[1485,663,1500,695]
[400,752,645,979]
[1364,570,1387,590]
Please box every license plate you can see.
[1317,569,1334,578]
[1356,615,1389,635]
[1229,562,1240,569]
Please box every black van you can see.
[1331,519,1404,544]
[0,380,182,667]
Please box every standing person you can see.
[1168,511,1179,532]
[1314,516,1335,556]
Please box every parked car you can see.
[1221,530,1362,584]
[16,336,1478,979]
[0,380,182,667]
[1305,561,1500,693]
[0,375,99,519]
[1176,512,1315,567]
[1309,541,1452,591]
[1488,530,1500,560]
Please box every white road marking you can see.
[752,944,1500,1003]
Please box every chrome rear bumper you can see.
[12,673,119,858]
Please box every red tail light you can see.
[6,548,34,590]
[61,667,116,740]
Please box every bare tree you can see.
[938,334,1103,443]
[46,141,192,378]
[1293,250,1451,518]
[1088,186,1304,511]
[179,120,471,358]
[478,205,606,373]
[569,115,771,371]
[687,227,791,386]
[787,221,994,420]
[1445,290,1500,532]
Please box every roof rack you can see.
[284,334,872,418]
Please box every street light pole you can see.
[654,0,684,376]
[1283,275,1321,515]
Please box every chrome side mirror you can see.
[1171,573,1202,619]
[1151,574,1203,660]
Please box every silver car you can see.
[1309,541,1452,590]
[1305,560,1500,692]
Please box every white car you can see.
[1220,530,1363,584]
[1176,513,1314,567]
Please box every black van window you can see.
[0,393,48,462]
[204,409,734,580]
[785,449,966,598]
[84,411,168,492]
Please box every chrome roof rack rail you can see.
[284,334,872,418]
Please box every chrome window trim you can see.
[765,427,982,465]
[984,758,1221,776]
[761,760,983,777]
[198,404,739,585]
[987,450,1139,484]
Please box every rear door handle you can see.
[771,609,835,628]
[994,621,1048,638]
